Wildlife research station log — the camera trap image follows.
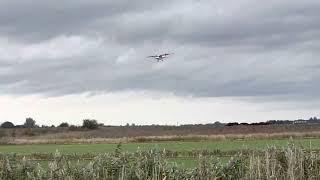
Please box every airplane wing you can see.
[161,53,173,56]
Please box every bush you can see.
[58,122,69,128]
[24,117,36,128]
[82,119,99,130]
[0,121,14,128]
[68,125,80,131]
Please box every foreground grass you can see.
[0,137,319,154]
[1,143,320,179]
[34,157,200,169]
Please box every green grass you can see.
[33,158,200,169]
[167,157,198,168]
[0,138,319,155]
[3,144,319,179]
[1,138,320,174]
[32,157,229,169]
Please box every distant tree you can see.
[58,122,69,128]
[213,121,224,127]
[24,117,36,128]
[82,119,99,129]
[308,117,320,124]
[226,122,239,126]
[267,120,277,125]
[1,121,15,128]
[68,125,77,131]
[14,125,24,128]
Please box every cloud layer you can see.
[1,0,320,100]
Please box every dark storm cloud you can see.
[0,0,320,100]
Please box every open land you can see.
[1,124,320,179]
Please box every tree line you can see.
[224,117,320,126]
[0,118,101,130]
[1,116,319,129]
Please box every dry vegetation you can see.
[1,124,320,144]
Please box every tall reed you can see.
[1,142,320,179]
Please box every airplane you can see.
[147,53,173,62]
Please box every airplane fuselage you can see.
[147,53,172,62]
[156,55,167,60]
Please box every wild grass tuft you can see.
[1,142,320,179]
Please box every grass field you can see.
[1,137,319,169]
[1,137,320,179]
[1,140,320,179]
[0,137,319,154]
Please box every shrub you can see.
[58,122,69,128]
[68,125,80,131]
[0,121,14,128]
[24,117,36,128]
[82,119,99,130]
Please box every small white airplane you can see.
[147,53,173,62]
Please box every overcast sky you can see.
[1,0,320,125]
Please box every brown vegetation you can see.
[1,124,320,144]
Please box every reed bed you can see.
[1,143,320,179]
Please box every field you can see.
[1,137,320,179]
[2,125,320,179]
[1,137,319,167]
[1,138,320,154]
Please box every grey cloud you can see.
[0,0,171,42]
[0,0,320,101]
[110,1,320,48]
